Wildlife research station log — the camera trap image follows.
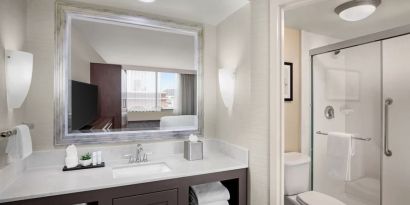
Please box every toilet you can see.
[284,152,345,205]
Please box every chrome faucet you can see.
[136,144,144,162]
[124,144,151,163]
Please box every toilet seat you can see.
[296,191,345,205]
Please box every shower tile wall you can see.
[312,42,381,205]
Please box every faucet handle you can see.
[143,152,152,162]
[137,144,143,150]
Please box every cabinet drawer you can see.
[113,189,177,205]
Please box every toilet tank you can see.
[284,152,311,196]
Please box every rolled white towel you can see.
[66,144,78,157]
[65,157,78,168]
[65,144,79,168]
[202,201,229,205]
[190,182,230,204]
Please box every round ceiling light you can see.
[335,0,380,21]
[139,0,156,3]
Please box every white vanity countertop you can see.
[0,151,247,203]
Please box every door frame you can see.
[269,0,325,204]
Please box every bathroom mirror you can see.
[55,1,203,145]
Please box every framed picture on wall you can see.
[284,62,293,101]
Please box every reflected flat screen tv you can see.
[71,80,98,130]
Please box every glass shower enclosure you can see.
[311,31,410,205]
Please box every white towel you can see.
[66,144,78,157]
[5,125,33,162]
[65,144,79,168]
[201,201,229,205]
[326,132,355,181]
[190,182,230,204]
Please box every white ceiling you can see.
[74,0,249,25]
[285,0,410,40]
[72,19,196,70]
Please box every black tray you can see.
[62,162,105,171]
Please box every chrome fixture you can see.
[316,131,372,141]
[335,0,381,22]
[384,98,393,157]
[124,144,152,163]
[136,144,144,162]
[0,129,17,138]
[0,123,34,138]
[324,106,335,119]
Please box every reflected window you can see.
[159,72,177,110]
[126,70,178,112]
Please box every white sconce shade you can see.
[335,0,380,22]
[5,50,33,109]
[218,68,236,112]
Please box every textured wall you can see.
[215,1,270,204]
[23,0,56,151]
[0,0,27,167]
[300,31,341,155]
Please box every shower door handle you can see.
[384,98,393,157]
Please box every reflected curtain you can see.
[174,74,196,115]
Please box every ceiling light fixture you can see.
[139,0,156,3]
[335,0,380,22]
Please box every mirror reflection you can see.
[68,18,198,133]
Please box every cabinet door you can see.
[113,189,177,205]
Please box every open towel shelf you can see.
[316,131,371,141]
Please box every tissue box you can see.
[184,141,203,161]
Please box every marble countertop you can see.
[0,151,247,203]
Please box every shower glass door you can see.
[382,34,410,205]
[312,42,382,205]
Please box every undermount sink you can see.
[112,162,171,179]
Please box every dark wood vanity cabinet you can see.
[3,169,247,205]
[113,189,178,205]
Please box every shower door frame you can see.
[309,23,410,204]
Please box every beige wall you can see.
[284,27,301,152]
[215,1,270,204]
[0,0,27,167]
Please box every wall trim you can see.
[269,0,326,204]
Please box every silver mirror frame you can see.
[54,1,204,145]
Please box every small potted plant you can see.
[79,153,92,166]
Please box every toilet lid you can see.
[296,191,345,205]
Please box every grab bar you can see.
[315,131,372,141]
[384,98,393,157]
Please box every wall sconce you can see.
[5,50,33,109]
[218,68,236,113]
